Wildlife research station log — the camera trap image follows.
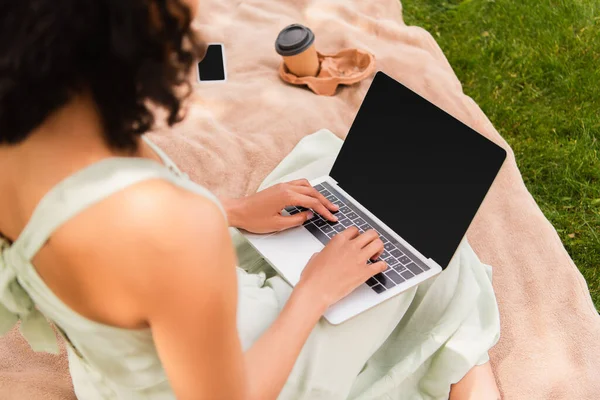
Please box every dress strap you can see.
[1,235,60,352]
[142,136,187,177]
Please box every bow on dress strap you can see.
[0,237,59,354]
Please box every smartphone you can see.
[197,43,227,82]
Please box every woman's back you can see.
[0,132,225,398]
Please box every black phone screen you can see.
[198,44,225,81]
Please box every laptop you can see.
[241,71,507,324]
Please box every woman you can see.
[0,1,501,399]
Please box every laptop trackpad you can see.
[253,226,324,286]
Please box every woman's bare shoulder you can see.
[51,178,226,259]
[38,179,233,328]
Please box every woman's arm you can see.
[242,227,387,400]
[132,183,385,400]
[127,186,323,400]
[135,192,247,400]
[243,284,324,400]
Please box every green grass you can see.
[403,0,600,309]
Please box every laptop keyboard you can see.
[284,182,430,294]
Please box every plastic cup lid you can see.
[275,24,316,56]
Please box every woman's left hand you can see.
[221,179,339,234]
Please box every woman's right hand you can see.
[296,227,387,312]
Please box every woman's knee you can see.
[449,362,501,400]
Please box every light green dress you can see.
[0,129,500,400]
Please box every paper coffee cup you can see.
[275,24,320,77]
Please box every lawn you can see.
[402,0,600,309]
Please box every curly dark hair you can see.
[0,0,205,151]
